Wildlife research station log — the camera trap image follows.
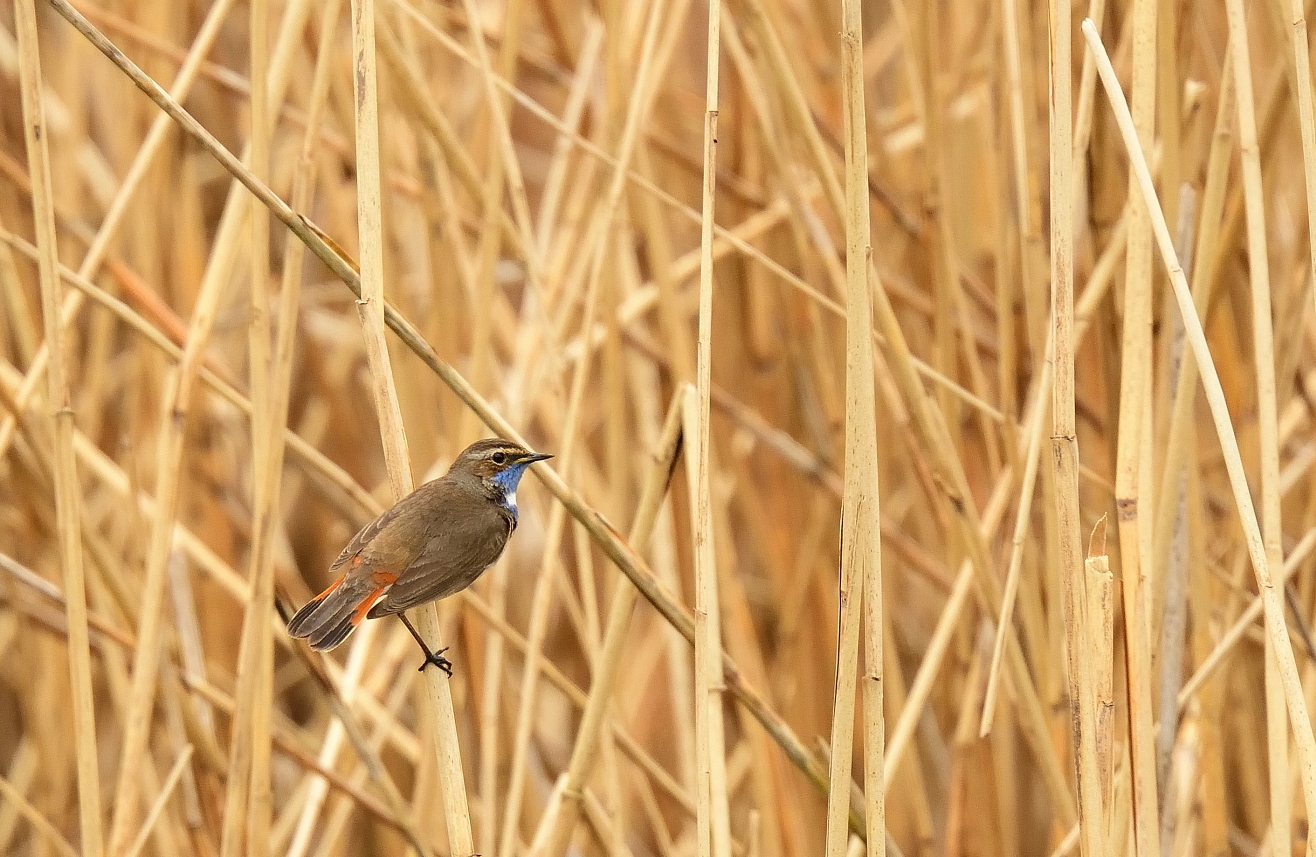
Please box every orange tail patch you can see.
[349,572,399,627]
[311,575,346,601]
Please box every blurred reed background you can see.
[3,0,1316,855]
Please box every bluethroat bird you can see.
[287,438,552,674]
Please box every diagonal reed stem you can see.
[39,0,869,837]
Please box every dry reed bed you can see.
[2,0,1316,856]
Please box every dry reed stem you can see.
[280,8,364,856]
[980,368,1049,735]
[1003,0,1046,355]
[1072,0,1106,193]
[456,0,540,280]
[692,1,731,853]
[1285,0,1316,322]
[738,0,844,220]
[0,0,237,465]
[1050,2,1104,856]
[343,0,476,852]
[538,389,686,857]
[12,3,102,855]
[1153,186,1197,842]
[1151,52,1233,790]
[1084,13,1316,842]
[14,1,1316,854]
[883,443,1018,789]
[1220,2,1292,852]
[497,1,672,851]
[1113,0,1162,849]
[834,3,884,855]
[1083,524,1114,817]
[0,773,80,857]
[371,17,525,262]
[92,1,314,850]
[122,746,193,857]
[457,0,525,459]
[395,1,996,424]
[217,0,275,851]
[857,151,1077,847]
[493,239,592,857]
[1176,527,1316,706]
[686,384,731,857]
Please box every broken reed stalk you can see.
[1082,522,1115,818]
[12,2,103,855]
[1050,3,1104,857]
[1083,12,1316,836]
[980,207,1131,739]
[692,0,731,853]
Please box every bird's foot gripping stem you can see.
[398,612,454,677]
[417,646,452,676]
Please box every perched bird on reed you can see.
[287,438,552,674]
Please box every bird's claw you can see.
[417,646,453,676]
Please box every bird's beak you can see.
[521,452,554,464]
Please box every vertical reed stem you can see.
[1052,4,1106,857]
[832,1,885,856]
[13,2,102,854]
[1084,16,1316,845]
[218,0,275,851]
[1222,0,1289,850]
[693,2,730,854]
[1114,0,1161,850]
[349,0,474,854]
[1285,0,1316,320]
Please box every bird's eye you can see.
[492,452,507,464]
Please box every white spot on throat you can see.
[505,489,517,514]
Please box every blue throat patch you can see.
[491,462,533,519]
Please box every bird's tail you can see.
[286,574,390,651]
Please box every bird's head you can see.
[449,438,553,509]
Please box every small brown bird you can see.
[287,438,552,674]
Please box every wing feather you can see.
[369,506,513,616]
[329,512,394,571]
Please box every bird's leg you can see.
[397,612,453,676]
